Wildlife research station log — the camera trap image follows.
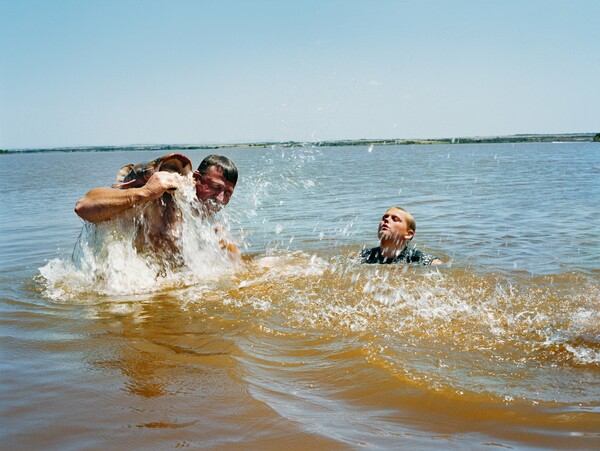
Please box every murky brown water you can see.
[1,143,599,449]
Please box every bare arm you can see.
[74,172,181,224]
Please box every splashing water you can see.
[39,175,240,300]
[217,252,600,402]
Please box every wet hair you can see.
[389,207,416,233]
[197,155,238,185]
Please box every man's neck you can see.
[379,239,408,259]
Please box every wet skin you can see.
[194,166,236,215]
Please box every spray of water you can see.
[39,175,240,300]
[37,145,599,390]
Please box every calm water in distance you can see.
[0,142,599,449]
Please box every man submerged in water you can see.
[75,154,239,259]
[360,207,442,265]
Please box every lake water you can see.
[1,142,599,449]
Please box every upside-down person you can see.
[75,153,240,260]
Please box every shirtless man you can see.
[360,207,442,265]
[75,154,238,256]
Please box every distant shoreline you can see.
[1,133,598,154]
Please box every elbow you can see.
[74,199,87,220]
[74,198,97,223]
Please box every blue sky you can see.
[1,0,598,149]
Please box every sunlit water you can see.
[1,143,599,449]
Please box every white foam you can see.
[39,177,240,301]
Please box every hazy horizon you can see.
[3,130,597,151]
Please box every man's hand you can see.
[219,239,242,262]
[141,172,182,201]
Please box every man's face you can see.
[194,165,236,214]
[377,208,414,243]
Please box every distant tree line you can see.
[2,133,598,154]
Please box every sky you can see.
[1,0,599,149]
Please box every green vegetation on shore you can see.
[2,133,597,154]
